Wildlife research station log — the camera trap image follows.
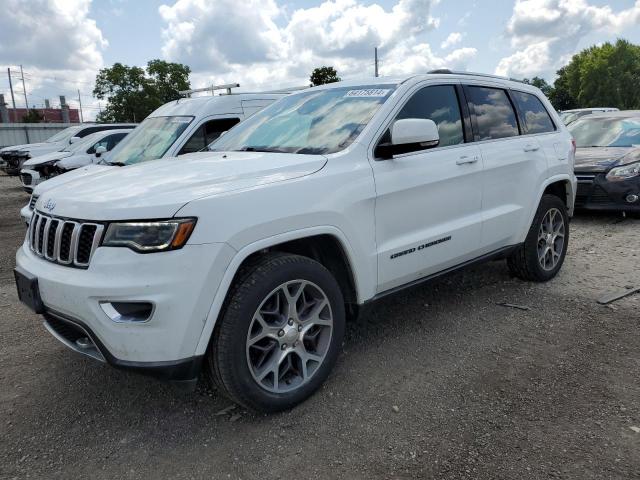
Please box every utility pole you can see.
[19,65,28,109]
[374,47,379,78]
[7,68,17,122]
[77,89,84,123]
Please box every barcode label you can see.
[344,89,391,98]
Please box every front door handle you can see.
[524,144,540,152]
[456,155,478,165]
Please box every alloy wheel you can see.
[537,207,565,271]
[246,280,333,393]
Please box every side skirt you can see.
[363,244,519,305]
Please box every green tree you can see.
[548,66,577,110]
[310,66,341,86]
[22,109,43,123]
[94,60,191,123]
[521,76,553,97]
[146,59,191,104]
[551,39,640,110]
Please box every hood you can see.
[1,142,64,158]
[574,147,635,172]
[56,153,93,170]
[22,150,73,168]
[33,164,112,196]
[35,151,327,220]
[1,142,49,153]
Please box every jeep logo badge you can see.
[43,199,56,212]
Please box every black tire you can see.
[207,252,345,413]
[507,194,569,282]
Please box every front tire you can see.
[508,194,569,282]
[207,253,345,413]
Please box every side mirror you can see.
[391,118,439,146]
[69,136,81,144]
[376,118,440,159]
[94,145,107,157]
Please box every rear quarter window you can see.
[512,91,556,134]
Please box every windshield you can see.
[569,116,640,147]
[45,127,81,143]
[210,85,396,155]
[108,116,193,165]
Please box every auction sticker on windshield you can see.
[344,89,392,97]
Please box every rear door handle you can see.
[456,155,478,165]
[523,144,540,152]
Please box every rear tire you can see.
[207,252,345,413]
[508,194,569,282]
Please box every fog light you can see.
[626,194,639,203]
[100,301,154,323]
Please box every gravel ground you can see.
[1,173,639,479]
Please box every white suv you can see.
[15,72,576,412]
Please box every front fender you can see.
[192,225,366,356]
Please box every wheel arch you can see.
[542,177,575,216]
[194,226,363,356]
[518,174,575,244]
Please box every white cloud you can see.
[0,0,106,72]
[496,0,640,78]
[0,0,107,118]
[158,0,476,90]
[441,32,462,50]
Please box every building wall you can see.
[0,123,79,148]
[4,108,80,123]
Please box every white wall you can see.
[0,124,79,148]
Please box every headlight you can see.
[606,161,640,182]
[102,218,196,253]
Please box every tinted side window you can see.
[466,86,519,140]
[179,118,241,155]
[513,91,555,134]
[107,132,128,150]
[395,85,464,147]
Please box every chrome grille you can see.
[28,212,104,268]
[29,194,39,209]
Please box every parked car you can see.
[0,124,136,175]
[568,111,640,212]
[19,129,131,193]
[14,72,576,412]
[20,92,288,224]
[560,107,619,125]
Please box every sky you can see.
[1,0,639,120]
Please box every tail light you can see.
[571,138,576,154]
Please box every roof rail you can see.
[426,69,512,81]
[179,83,240,97]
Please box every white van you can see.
[20,91,289,223]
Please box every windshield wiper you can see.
[106,161,126,167]
[235,146,289,153]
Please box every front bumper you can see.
[16,241,235,375]
[20,204,33,225]
[43,310,204,382]
[575,171,640,212]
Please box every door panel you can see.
[463,84,550,249]
[478,137,548,249]
[373,145,484,292]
